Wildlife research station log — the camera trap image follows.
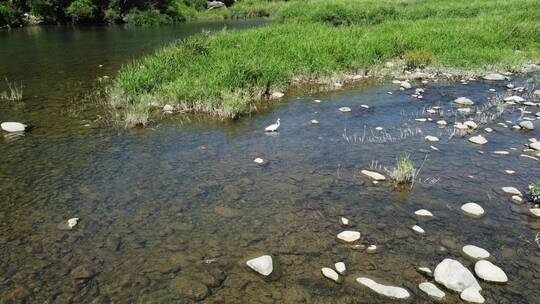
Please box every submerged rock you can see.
[462,245,490,260]
[361,170,386,181]
[337,231,361,243]
[246,255,273,276]
[321,267,340,282]
[434,258,481,292]
[356,277,410,299]
[474,260,508,283]
[461,203,485,217]
[460,287,485,303]
[419,282,445,300]
[454,97,474,106]
[1,122,27,133]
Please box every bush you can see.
[123,9,173,26]
[0,2,21,27]
[404,50,433,69]
[388,154,415,185]
[104,7,121,23]
[65,0,96,21]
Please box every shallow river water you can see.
[0,23,539,303]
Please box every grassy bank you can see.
[110,0,540,126]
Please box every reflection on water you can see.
[1,25,539,303]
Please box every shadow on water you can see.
[0,24,539,303]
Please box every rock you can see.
[400,81,412,89]
[375,126,384,131]
[502,187,521,196]
[468,135,488,145]
[71,265,96,281]
[246,255,273,276]
[418,267,432,276]
[462,245,490,260]
[430,145,440,151]
[361,170,386,181]
[415,209,434,217]
[505,170,515,174]
[337,231,361,243]
[340,217,349,225]
[207,1,225,9]
[461,203,485,217]
[485,128,493,132]
[335,262,346,274]
[464,121,478,129]
[454,97,474,106]
[419,282,445,300]
[530,141,540,150]
[511,195,522,203]
[493,150,509,155]
[434,258,481,292]
[321,267,339,282]
[458,108,472,113]
[504,96,525,103]
[411,225,425,234]
[339,107,351,112]
[356,277,410,299]
[425,135,439,142]
[271,91,284,99]
[460,287,485,303]
[310,119,319,124]
[415,118,427,122]
[1,122,27,133]
[483,73,505,81]
[170,276,209,301]
[253,158,264,164]
[163,104,174,112]
[367,245,377,253]
[67,218,79,229]
[360,104,370,109]
[519,121,534,130]
[474,260,508,283]
[529,208,540,217]
[437,120,447,126]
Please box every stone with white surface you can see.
[356,277,410,299]
[361,170,386,181]
[419,282,445,300]
[460,287,485,303]
[415,209,433,217]
[468,135,488,145]
[454,97,474,106]
[246,255,273,276]
[462,245,490,260]
[321,267,340,282]
[434,258,481,292]
[461,203,485,217]
[1,122,26,133]
[502,187,521,196]
[337,231,361,243]
[335,262,346,274]
[474,260,508,283]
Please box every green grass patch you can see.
[111,0,540,124]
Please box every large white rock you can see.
[474,260,508,283]
[464,121,478,129]
[419,282,445,300]
[530,141,540,150]
[321,267,339,282]
[529,208,540,217]
[519,121,534,130]
[339,107,352,112]
[454,97,474,106]
[434,258,481,292]
[411,225,425,234]
[504,96,525,103]
[502,187,521,196]
[337,231,361,243]
[361,170,386,181]
[462,245,490,260]
[163,104,174,112]
[1,122,26,133]
[356,277,410,299]
[415,209,434,217]
[335,262,346,274]
[246,255,273,276]
[461,203,485,217]
[460,287,485,303]
[483,73,505,81]
[468,135,488,145]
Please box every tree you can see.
[65,0,96,22]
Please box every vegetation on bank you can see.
[110,0,540,126]
[0,0,245,27]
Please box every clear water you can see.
[0,23,539,303]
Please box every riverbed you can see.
[0,22,539,303]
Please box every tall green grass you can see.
[111,0,540,125]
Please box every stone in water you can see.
[474,260,508,283]
[246,255,273,276]
[462,245,490,260]
[356,277,410,299]
[461,203,485,217]
[337,231,361,242]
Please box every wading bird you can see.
[265,118,280,132]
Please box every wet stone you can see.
[169,276,209,301]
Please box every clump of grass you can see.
[1,78,23,101]
[388,154,415,185]
[124,102,149,128]
[404,50,433,69]
[110,0,540,124]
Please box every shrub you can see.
[404,50,433,69]
[0,2,21,27]
[530,180,540,202]
[65,0,96,22]
[388,154,415,185]
[123,9,173,26]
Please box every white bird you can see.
[265,118,280,132]
[67,218,79,229]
